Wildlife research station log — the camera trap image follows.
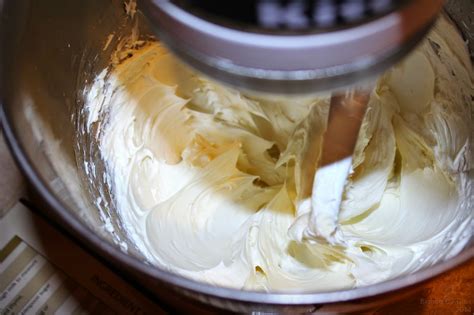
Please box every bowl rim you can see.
[1,103,473,306]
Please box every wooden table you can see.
[373,259,474,314]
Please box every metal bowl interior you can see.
[0,0,472,313]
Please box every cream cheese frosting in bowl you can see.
[83,15,473,293]
[3,0,474,312]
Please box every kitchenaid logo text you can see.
[257,0,369,28]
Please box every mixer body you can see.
[140,0,444,94]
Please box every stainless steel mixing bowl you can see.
[0,0,472,313]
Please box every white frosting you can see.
[84,16,473,292]
[290,157,353,245]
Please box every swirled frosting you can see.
[85,16,473,292]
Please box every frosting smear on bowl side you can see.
[85,16,473,292]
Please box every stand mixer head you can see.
[139,0,444,95]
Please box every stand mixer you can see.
[138,0,445,243]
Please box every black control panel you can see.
[171,0,410,33]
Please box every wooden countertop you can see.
[373,258,474,314]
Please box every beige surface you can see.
[0,203,165,314]
[0,130,24,215]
